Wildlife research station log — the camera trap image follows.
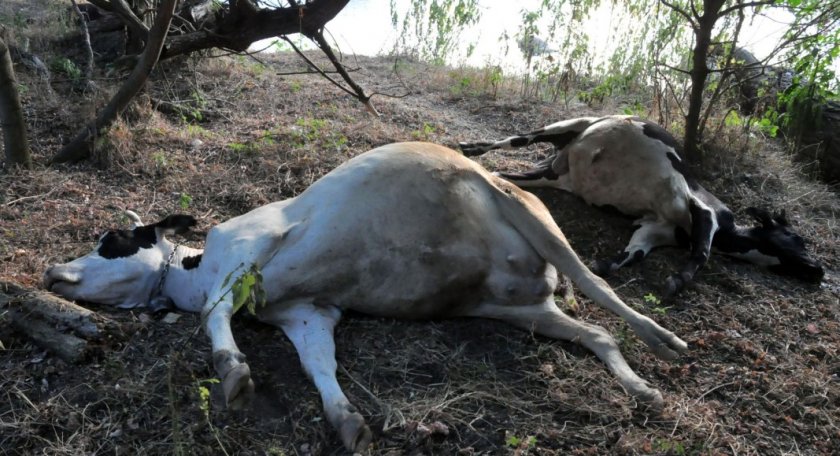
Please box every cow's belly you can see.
[259,220,557,320]
[568,148,691,224]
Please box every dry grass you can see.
[2,6,839,454]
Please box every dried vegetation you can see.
[1,4,839,454]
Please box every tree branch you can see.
[52,0,178,164]
[660,0,697,27]
[111,0,151,42]
[70,0,96,91]
[0,36,31,168]
[161,0,350,59]
[308,29,379,116]
[656,61,691,75]
[718,1,776,18]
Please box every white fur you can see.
[44,142,687,452]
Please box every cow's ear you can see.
[125,210,144,228]
[152,215,196,237]
[746,207,774,227]
[773,209,789,226]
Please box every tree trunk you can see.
[0,37,31,168]
[52,0,178,164]
[1,281,123,363]
[683,0,725,161]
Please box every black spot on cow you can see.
[97,226,157,259]
[641,121,682,152]
[156,214,197,235]
[674,226,690,248]
[96,214,196,260]
[500,165,559,181]
[182,254,203,270]
[534,131,580,150]
[510,137,530,147]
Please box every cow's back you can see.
[567,119,693,225]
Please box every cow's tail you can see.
[459,116,599,157]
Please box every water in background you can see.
[260,1,814,76]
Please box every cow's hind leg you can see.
[495,149,572,191]
[266,302,372,453]
[596,219,677,276]
[466,300,665,410]
[459,117,597,157]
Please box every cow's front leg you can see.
[595,219,677,276]
[203,290,254,410]
[270,302,372,453]
[665,200,717,296]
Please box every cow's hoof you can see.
[339,412,372,453]
[592,259,613,277]
[629,317,688,361]
[663,274,684,297]
[222,363,255,410]
[635,388,665,413]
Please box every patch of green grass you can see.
[643,293,671,315]
[505,434,537,449]
[178,193,193,210]
[289,117,347,151]
[152,151,168,168]
[411,122,437,140]
[50,57,81,82]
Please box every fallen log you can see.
[0,280,123,363]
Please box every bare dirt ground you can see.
[2,3,839,455]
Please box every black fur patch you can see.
[96,214,196,260]
[500,165,559,181]
[511,137,529,147]
[157,214,197,235]
[182,254,202,270]
[534,131,580,149]
[97,226,157,259]
[642,121,682,152]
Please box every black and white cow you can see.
[460,115,824,295]
[44,142,687,453]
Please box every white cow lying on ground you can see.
[460,115,824,295]
[44,142,687,452]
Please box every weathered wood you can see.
[0,280,120,363]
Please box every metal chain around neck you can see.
[152,244,179,300]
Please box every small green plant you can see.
[193,377,228,453]
[195,378,220,419]
[411,122,436,140]
[290,117,346,151]
[216,263,267,316]
[152,151,168,168]
[178,193,193,210]
[227,142,258,155]
[506,434,537,449]
[485,65,503,97]
[724,110,744,128]
[644,293,671,315]
[50,57,82,82]
[289,80,302,93]
[652,438,686,455]
[186,124,212,139]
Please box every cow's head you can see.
[745,207,824,282]
[44,212,196,308]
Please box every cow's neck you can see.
[159,244,210,313]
